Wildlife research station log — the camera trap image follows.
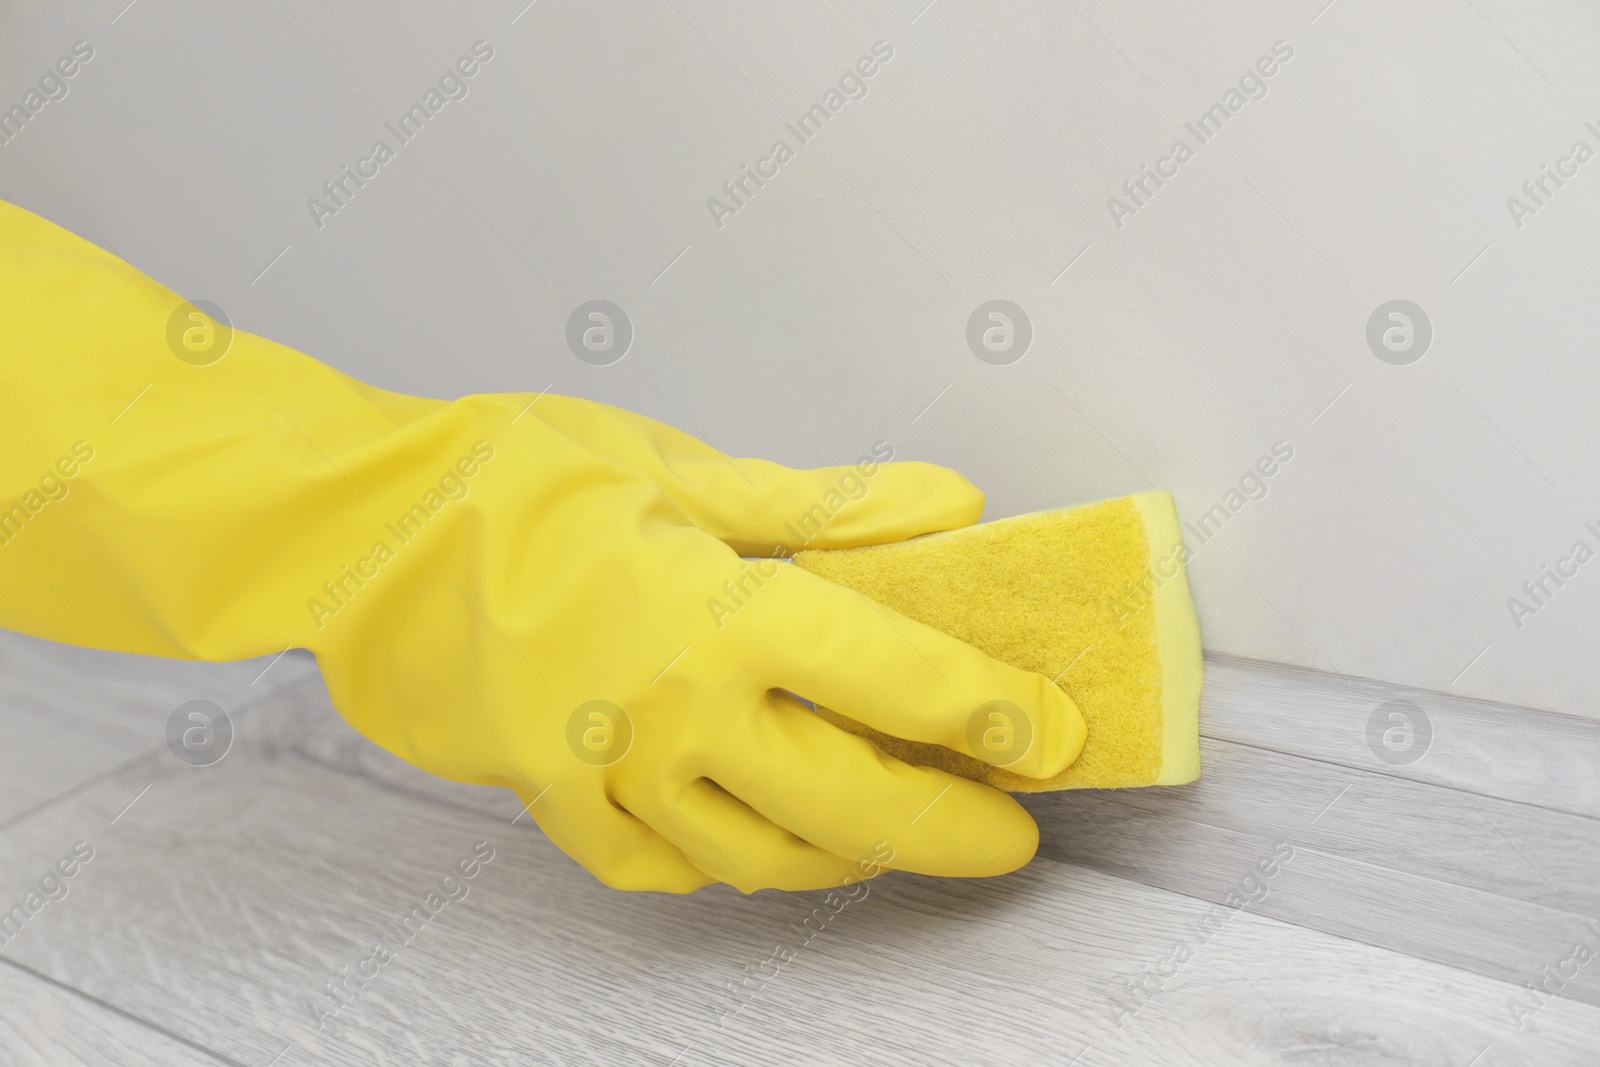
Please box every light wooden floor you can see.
[0,629,1596,1066]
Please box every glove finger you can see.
[728,566,1086,779]
[530,394,982,552]
[707,693,1040,879]
[620,776,875,893]
[516,782,713,894]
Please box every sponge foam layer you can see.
[793,490,1202,791]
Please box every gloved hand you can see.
[0,200,1086,892]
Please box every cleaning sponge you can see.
[792,490,1202,791]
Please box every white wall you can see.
[3,0,1597,717]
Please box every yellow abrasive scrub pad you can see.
[793,489,1202,790]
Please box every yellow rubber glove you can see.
[0,200,1087,892]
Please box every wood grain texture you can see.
[1079,737,1600,917]
[0,636,1597,1064]
[4,711,1597,1067]
[1200,651,1600,818]
[1028,789,1600,1008]
[0,630,319,830]
[0,961,223,1066]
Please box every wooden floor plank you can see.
[1028,790,1600,1008]
[0,961,226,1067]
[1,673,1597,1066]
[280,657,1600,1000]
[1062,737,1600,917]
[1201,651,1600,818]
[0,631,318,829]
